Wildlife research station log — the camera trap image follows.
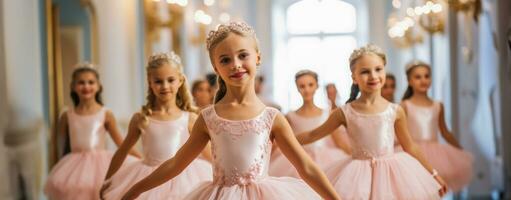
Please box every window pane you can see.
[320,0,356,33]
[273,36,357,111]
[287,0,321,34]
[287,0,356,34]
[319,36,357,104]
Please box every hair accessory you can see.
[206,21,255,50]
[149,51,182,66]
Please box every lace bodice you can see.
[202,106,279,186]
[141,112,189,166]
[341,103,398,160]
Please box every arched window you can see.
[273,0,366,112]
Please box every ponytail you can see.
[214,76,227,104]
[401,85,414,100]
[346,84,360,103]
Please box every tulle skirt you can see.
[45,150,113,200]
[270,145,349,178]
[417,141,473,191]
[103,159,212,200]
[183,176,321,200]
[325,152,442,200]
[104,159,212,200]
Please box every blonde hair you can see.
[348,44,387,71]
[346,44,387,103]
[206,21,259,103]
[140,52,197,129]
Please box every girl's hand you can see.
[99,179,111,200]
[121,190,140,200]
[434,175,448,197]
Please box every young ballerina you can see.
[401,61,473,192]
[382,73,396,102]
[298,44,447,199]
[100,52,212,200]
[270,70,350,178]
[191,79,212,110]
[326,83,341,110]
[45,65,137,200]
[121,21,340,200]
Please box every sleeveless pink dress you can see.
[326,103,442,200]
[103,112,212,199]
[45,107,114,200]
[270,109,349,177]
[183,106,322,199]
[404,100,473,192]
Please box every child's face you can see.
[326,85,337,100]
[408,66,431,94]
[352,54,386,93]
[296,75,318,102]
[211,34,260,88]
[73,72,100,101]
[193,81,211,106]
[382,78,396,101]
[148,64,183,103]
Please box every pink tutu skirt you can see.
[326,152,442,200]
[103,159,212,200]
[183,176,321,200]
[417,141,473,191]
[270,145,349,178]
[44,150,114,200]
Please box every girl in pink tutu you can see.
[298,44,447,200]
[270,70,350,178]
[100,52,213,200]
[45,65,137,200]
[401,60,473,192]
[121,21,340,200]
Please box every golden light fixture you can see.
[445,0,482,22]
[418,1,445,34]
[144,0,185,55]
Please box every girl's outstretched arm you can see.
[394,106,447,196]
[100,114,144,198]
[105,111,142,157]
[331,127,351,154]
[273,113,341,200]
[438,103,462,149]
[121,114,211,200]
[104,114,143,180]
[188,112,213,162]
[297,108,346,145]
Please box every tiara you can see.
[405,60,428,71]
[73,62,96,69]
[206,21,255,50]
[149,51,182,66]
[348,44,386,70]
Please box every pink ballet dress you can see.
[326,103,442,200]
[45,107,115,200]
[183,106,322,200]
[103,112,212,199]
[404,100,473,192]
[270,109,349,178]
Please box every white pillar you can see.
[92,0,144,130]
[1,0,46,199]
